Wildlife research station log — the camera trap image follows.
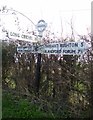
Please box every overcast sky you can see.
[0,0,92,38]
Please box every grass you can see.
[2,92,48,118]
[2,91,90,119]
[2,92,73,119]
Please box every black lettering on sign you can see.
[81,42,84,47]
[74,43,78,47]
[45,44,58,48]
[21,34,32,40]
[63,50,76,54]
[10,32,20,37]
[60,42,78,48]
[45,50,61,53]
[78,49,83,54]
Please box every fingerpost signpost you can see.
[35,20,47,96]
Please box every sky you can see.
[0,0,92,39]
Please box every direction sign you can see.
[36,20,47,33]
[17,41,89,55]
[8,31,37,42]
[17,45,37,53]
[37,42,89,55]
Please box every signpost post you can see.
[35,20,47,96]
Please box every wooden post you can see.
[35,53,41,96]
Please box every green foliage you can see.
[2,93,47,118]
[74,81,87,93]
[2,92,75,118]
[2,43,16,80]
[5,78,16,89]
